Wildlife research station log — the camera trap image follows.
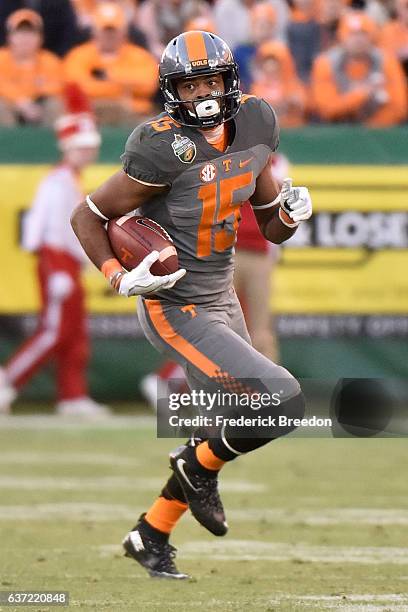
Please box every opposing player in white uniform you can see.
[0,108,109,417]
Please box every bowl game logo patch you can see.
[171,134,196,164]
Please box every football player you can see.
[71,31,312,578]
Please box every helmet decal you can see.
[184,30,208,63]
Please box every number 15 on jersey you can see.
[196,171,253,258]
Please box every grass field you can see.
[0,413,407,612]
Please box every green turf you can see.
[0,416,407,612]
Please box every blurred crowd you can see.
[0,0,407,128]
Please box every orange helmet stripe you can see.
[184,30,208,62]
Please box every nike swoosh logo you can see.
[239,156,254,168]
[176,458,200,492]
[128,530,145,552]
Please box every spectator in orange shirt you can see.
[251,41,307,127]
[311,11,407,126]
[64,2,159,125]
[0,9,63,126]
[381,0,408,77]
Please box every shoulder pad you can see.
[127,113,181,147]
[238,95,280,152]
[122,114,185,186]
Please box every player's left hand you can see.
[115,251,186,297]
[279,178,312,223]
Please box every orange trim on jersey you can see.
[144,299,220,377]
[147,115,180,132]
[241,94,256,104]
[184,31,208,62]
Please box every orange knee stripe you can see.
[144,300,220,377]
[196,440,225,471]
[145,497,188,534]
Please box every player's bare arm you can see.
[250,159,313,244]
[71,172,185,296]
[71,170,166,269]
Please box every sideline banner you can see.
[276,166,408,315]
[1,164,407,318]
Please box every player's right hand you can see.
[279,177,312,224]
[113,251,186,297]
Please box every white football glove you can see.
[113,251,186,297]
[279,177,312,224]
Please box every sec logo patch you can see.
[200,163,217,182]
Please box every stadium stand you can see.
[0,0,407,126]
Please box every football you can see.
[107,215,178,276]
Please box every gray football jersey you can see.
[121,95,279,305]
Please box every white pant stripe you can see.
[6,298,63,383]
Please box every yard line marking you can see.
[227,508,408,525]
[179,540,408,564]
[0,476,151,490]
[0,503,139,521]
[97,540,408,567]
[322,605,407,611]
[297,595,408,602]
[0,415,155,430]
[0,476,265,493]
[267,594,408,612]
[1,504,408,528]
[0,452,138,466]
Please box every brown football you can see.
[107,215,178,276]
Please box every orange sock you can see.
[145,497,187,534]
[196,440,225,471]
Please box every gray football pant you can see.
[138,289,303,447]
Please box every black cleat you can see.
[170,445,228,537]
[122,516,189,580]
